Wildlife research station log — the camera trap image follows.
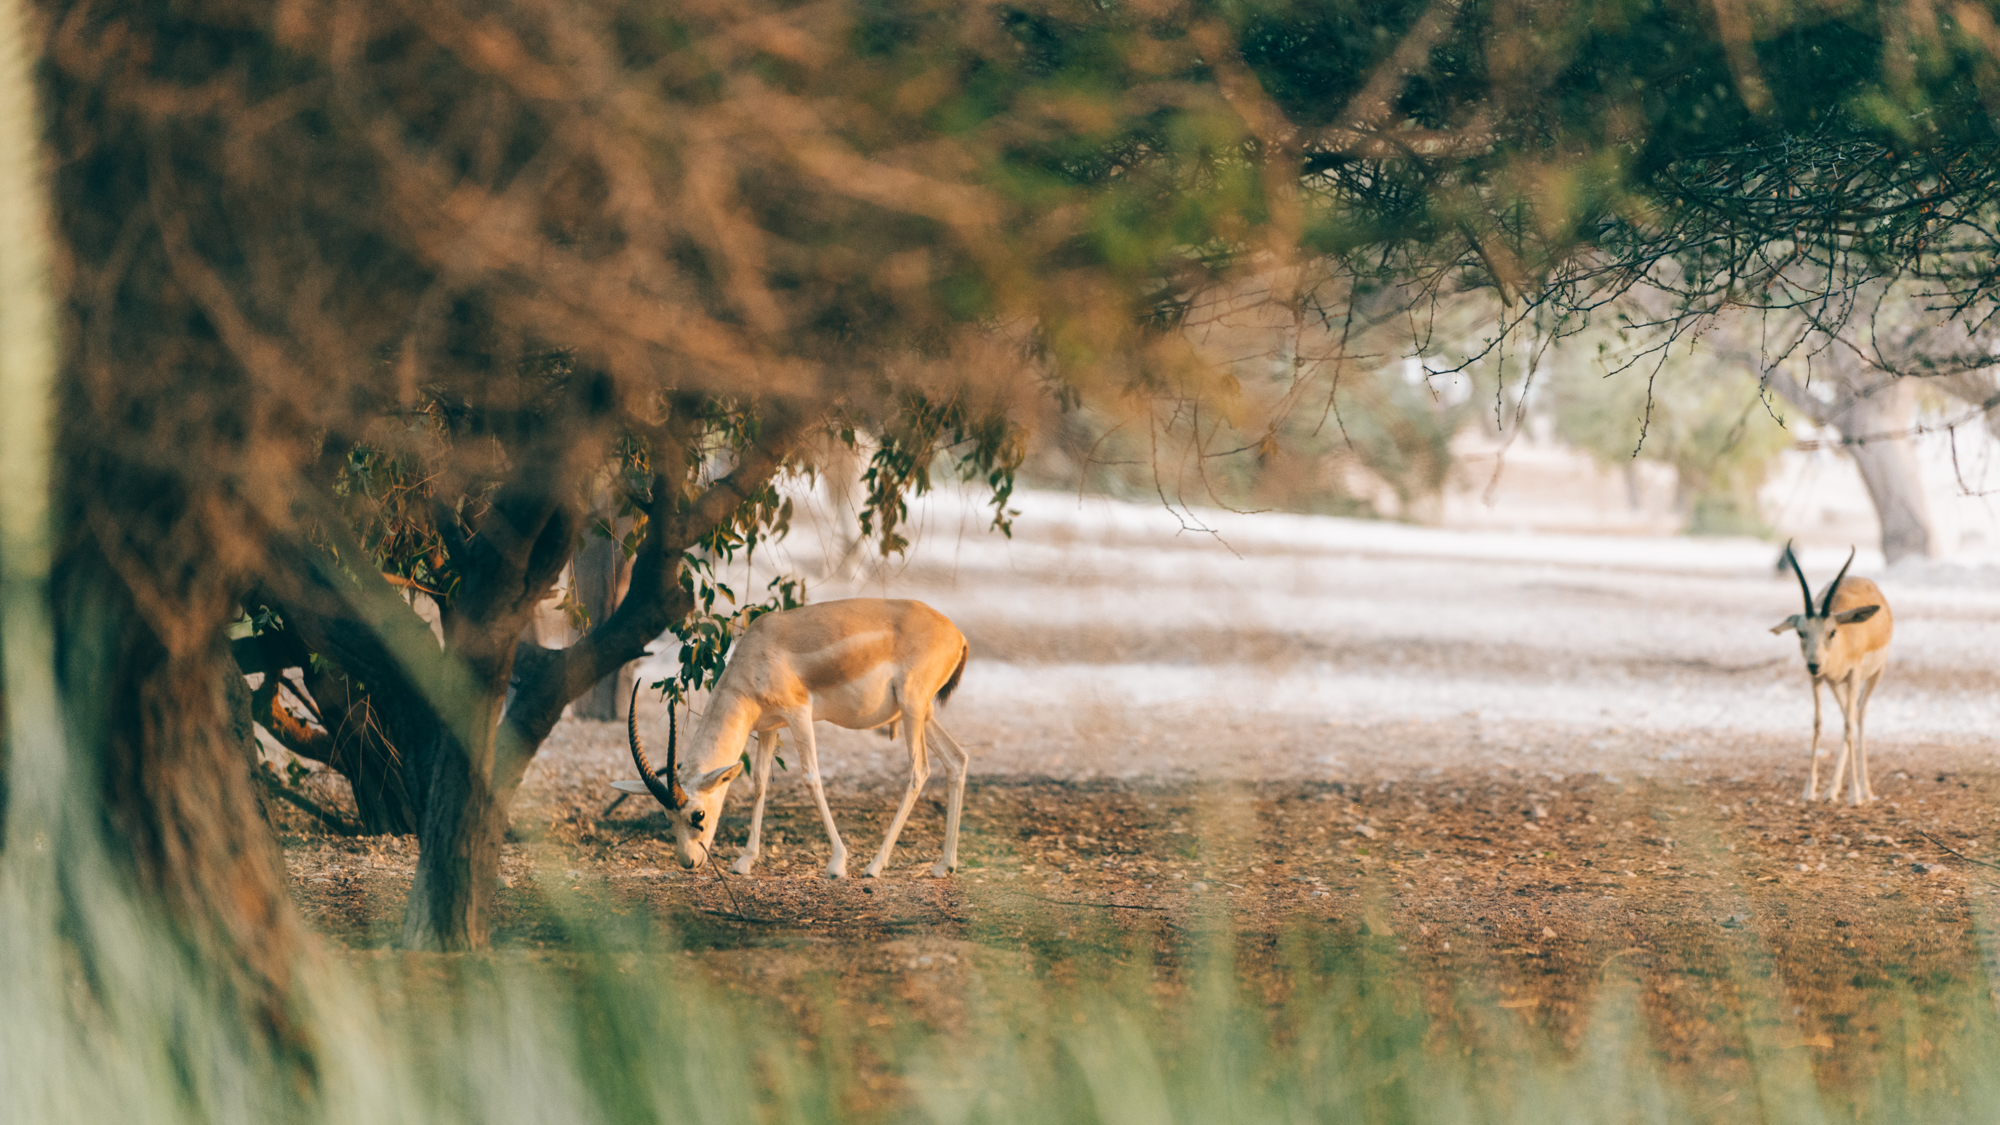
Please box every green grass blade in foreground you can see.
[302,952,815,1125]
[21,861,2000,1125]
[0,0,60,848]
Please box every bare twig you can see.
[705,850,753,918]
[255,768,362,835]
[1919,831,2000,873]
[696,909,784,925]
[994,889,1171,912]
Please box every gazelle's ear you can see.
[1769,615,1802,635]
[1834,605,1881,625]
[610,780,652,795]
[696,762,745,791]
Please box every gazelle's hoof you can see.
[860,863,885,879]
[730,855,757,876]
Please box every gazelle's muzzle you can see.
[674,838,706,869]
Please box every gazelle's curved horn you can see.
[627,681,687,811]
[1782,541,1814,617]
[1822,547,1857,617]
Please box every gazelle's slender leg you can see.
[1824,676,1855,804]
[1845,671,1875,805]
[1843,676,1866,806]
[1805,677,1825,800]
[1844,692,1865,806]
[732,729,780,875]
[864,702,931,878]
[926,717,970,877]
[790,713,848,879]
[1854,670,1883,802]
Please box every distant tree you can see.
[1220,0,2000,552]
[1680,283,2000,562]
[1548,338,1793,535]
[1761,353,1939,563]
[1023,355,1473,521]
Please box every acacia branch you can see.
[254,767,362,835]
[251,484,495,767]
[500,416,808,760]
[256,559,415,708]
[448,387,608,649]
[450,482,566,637]
[519,501,585,614]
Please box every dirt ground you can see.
[280,767,2000,1099]
[275,491,2000,1105]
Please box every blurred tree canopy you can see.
[1021,0,2000,527]
[24,0,2000,1045]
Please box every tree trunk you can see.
[569,533,633,721]
[1843,378,1935,564]
[55,549,309,1044]
[1765,359,1937,565]
[260,431,799,949]
[31,0,313,1038]
[398,488,559,951]
[399,689,509,950]
[251,519,546,951]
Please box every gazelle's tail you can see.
[935,644,968,707]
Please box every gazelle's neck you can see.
[683,690,760,776]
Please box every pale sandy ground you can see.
[518,486,2000,818]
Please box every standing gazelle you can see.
[614,598,971,879]
[1770,543,1893,804]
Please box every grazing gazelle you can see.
[614,598,971,879]
[1770,543,1893,804]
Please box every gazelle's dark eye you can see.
[689,810,705,829]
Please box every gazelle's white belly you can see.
[752,659,903,733]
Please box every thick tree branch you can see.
[253,768,362,835]
[256,569,410,708]
[1761,366,1833,429]
[451,483,565,637]
[521,501,584,611]
[447,445,591,692]
[255,503,493,765]
[499,417,808,764]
